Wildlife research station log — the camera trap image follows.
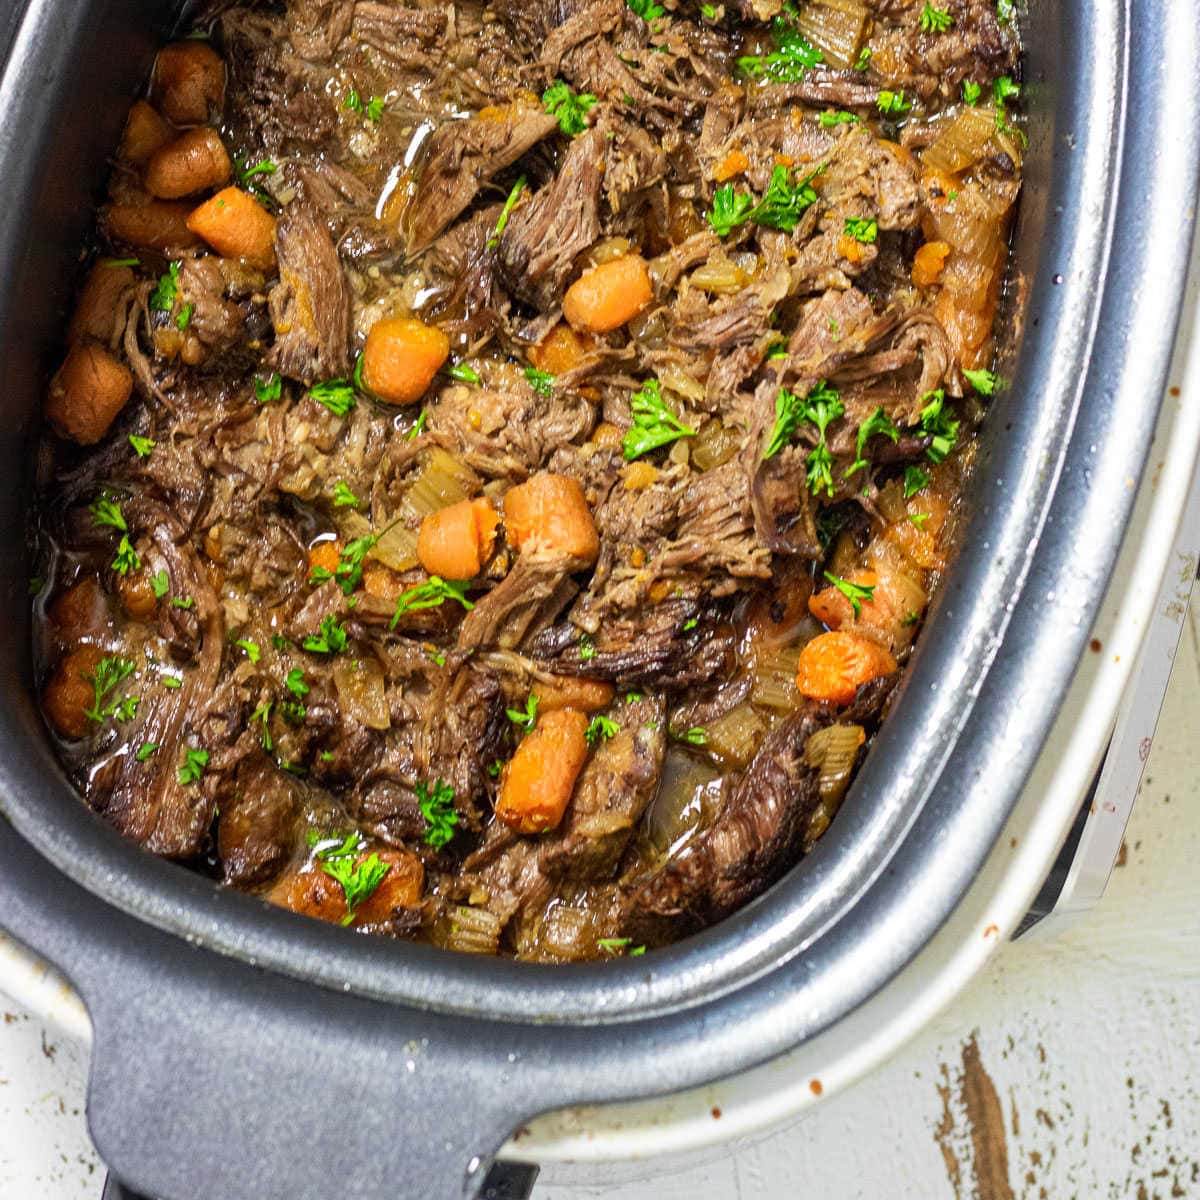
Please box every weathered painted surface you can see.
[3,605,1200,1199]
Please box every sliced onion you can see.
[794,0,870,69]
[704,703,768,769]
[332,657,391,730]
[921,107,999,175]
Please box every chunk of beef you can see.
[217,757,301,886]
[266,204,352,382]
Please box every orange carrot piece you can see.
[531,676,615,714]
[119,100,174,166]
[496,708,590,834]
[503,473,599,565]
[45,340,133,445]
[144,127,231,200]
[361,316,450,406]
[563,254,653,334]
[417,496,499,580]
[267,846,424,926]
[186,187,277,270]
[42,646,104,740]
[151,41,226,126]
[795,630,897,705]
[308,539,341,578]
[529,322,597,376]
[912,240,951,287]
[714,148,750,182]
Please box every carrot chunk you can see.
[144,127,231,200]
[187,187,277,270]
[45,340,133,445]
[267,846,424,927]
[151,41,226,126]
[528,322,597,376]
[503,473,599,565]
[361,316,450,406]
[42,646,104,740]
[308,539,341,577]
[912,240,951,287]
[795,630,897,705]
[496,708,590,834]
[104,198,201,252]
[531,676,615,714]
[417,497,499,580]
[119,100,174,166]
[563,254,653,334]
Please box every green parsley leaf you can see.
[682,617,699,631]
[407,409,428,441]
[598,936,632,953]
[845,406,899,477]
[235,638,260,663]
[332,481,361,508]
[250,700,273,751]
[487,758,503,778]
[963,368,998,395]
[311,831,392,924]
[678,727,707,745]
[389,576,474,631]
[128,434,155,458]
[579,632,597,661]
[162,675,183,689]
[749,164,822,232]
[149,261,180,312]
[903,464,930,497]
[737,20,822,82]
[309,378,356,416]
[172,595,194,610]
[909,511,930,530]
[962,79,982,105]
[344,88,363,113]
[506,693,540,731]
[177,747,209,785]
[88,494,127,532]
[302,614,348,655]
[622,379,696,460]
[823,570,875,619]
[236,157,277,183]
[325,531,385,597]
[625,0,664,21]
[624,691,643,703]
[417,779,458,849]
[524,365,555,397]
[448,363,481,384]
[762,380,843,485]
[27,576,44,596]
[365,95,385,122]
[136,741,158,761]
[151,569,169,599]
[854,46,871,71]
[843,216,878,244]
[700,3,716,17]
[100,256,140,268]
[585,714,619,744]
[996,0,1015,23]
[175,302,195,331]
[918,389,959,462]
[255,372,283,404]
[765,341,788,361]
[993,76,1020,107]
[82,656,137,724]
[542,80,598,137]
[488,176,526,248]
[280,700,307,724]
[271,635,289,650]
[919,3,953,32]
[877,89,913,116]
[820,110,860,127]
[707,184,755,237]
[285,668,309,698]
[112,534,140,575]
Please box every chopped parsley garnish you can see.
[736,19,823,82]
[487,176,526,248]
[919,3,953,32]
[854,46,871,71]
[281,701,307,724]
[309,378,357,416]
[598,936,632,953]
[112,536,141,575]
[622,379,696,460]
[177,747,209,785]
[151,569,169,599]
[845,406,899,477]
[707,184,755,237]
[918,389,960,462]
[315,530,386,597]
[909,511,930,530]
[625,691,643,703]
[135,741,158,762]
[843,216,878,244]
[171,595,194,609]
[996,0,1015,23]
[700,3,716,17]
[254,372,282,404]
[235,638,260,663]
[625,0,664,21]
[678,727,708,746]
[682,617,699,631]
[389,576,474,630]
[506,693,539,731]
[175,302,195,331]
[236,157,277,182]
[302,614,348,655]
[963,368,998,395]
[332,480,360,508]
[149,261,180,312]
[487,758,503,778]
[407,410,428,441]
[82,656,137,724]
[542,80,598,136]
[250,700,273,751]
[763,379,844,498]
[903,464,930,497]
[417,779,458,849]
[162,676,183,689]
[579,632,597,661]
[585,714,619,744]
[101,256,139,268]
[765,341,788,361]
[88,494,127,531]
[820,110,860,127]
[128,434,155,458]
[708,165,822,237]
[448,363,481,384]
[365,95,385,121]
[877,89,913,116]
[823,570,875,619]
[524,365,555,397]
[271,636,289,650]
[309,831,391,924]
[993,76,1020,106]
[962,80,982,105]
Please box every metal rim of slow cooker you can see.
[0,0,1196,1076]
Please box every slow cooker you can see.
[2,2,1199,1198]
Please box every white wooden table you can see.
[4,602,1199,1200]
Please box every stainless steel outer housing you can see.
[0,2,1196,1198]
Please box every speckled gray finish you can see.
[0,1,1197,1198]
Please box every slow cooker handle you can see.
[0,822,554,1200]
